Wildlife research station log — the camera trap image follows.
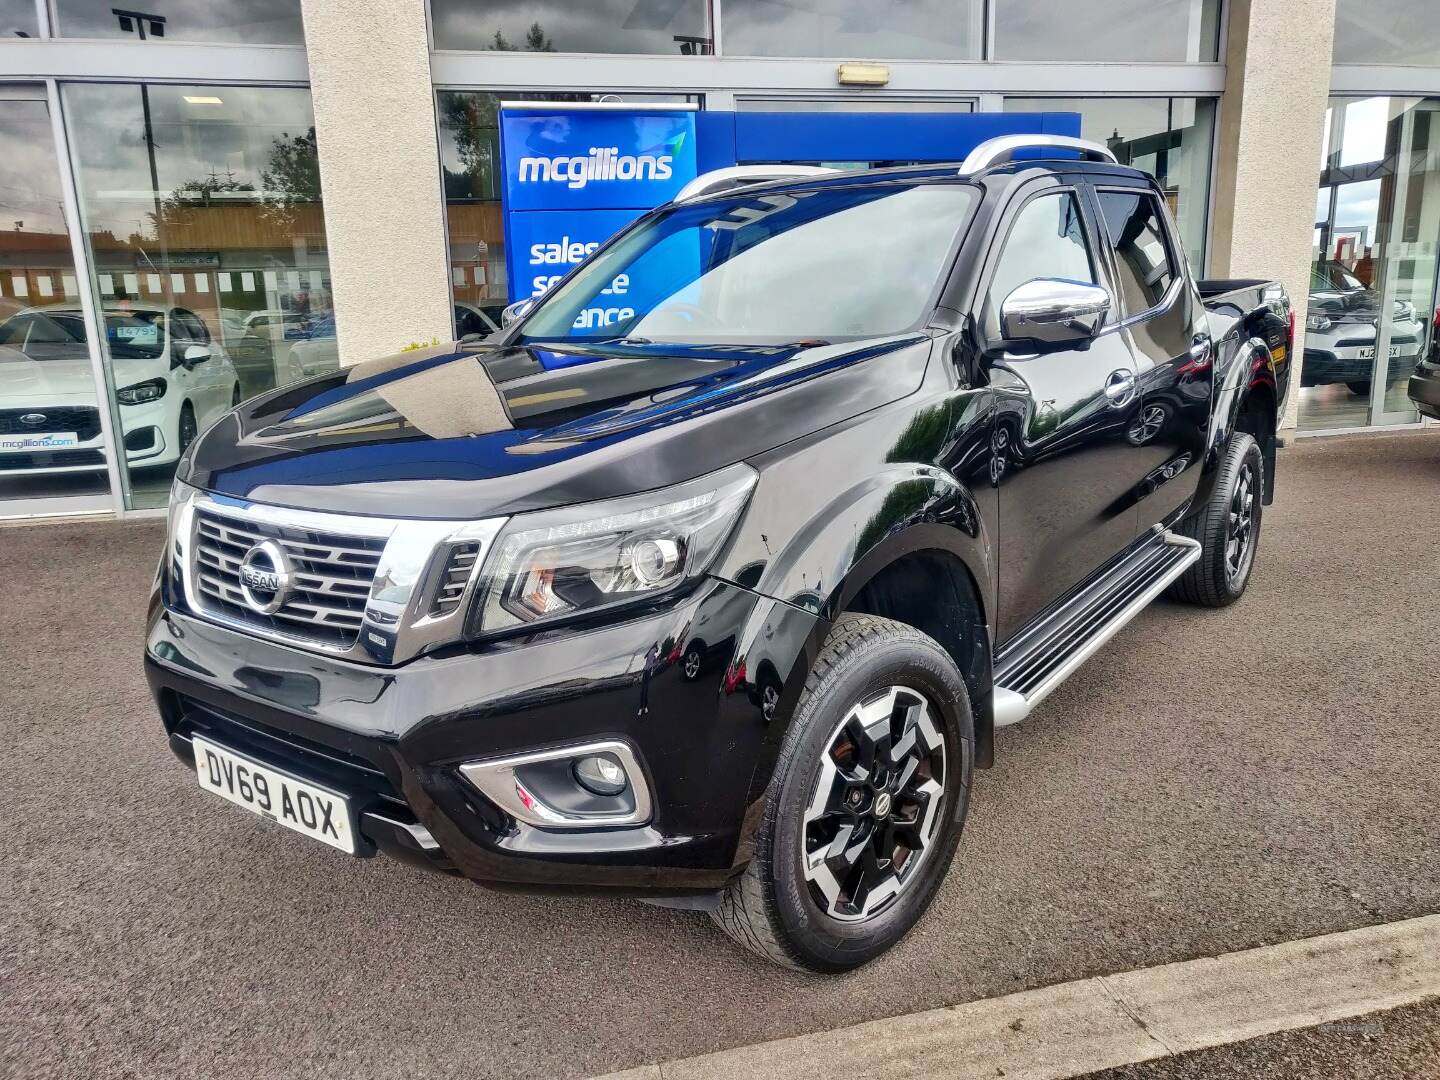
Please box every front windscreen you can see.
[519,181,977,347]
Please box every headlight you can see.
[162,478,199,585]
[469,463,757,635]
[116,377,167,404]
[1305,313,1331,331]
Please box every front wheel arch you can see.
[838,542,994,768]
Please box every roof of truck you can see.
[673,156,1153,207]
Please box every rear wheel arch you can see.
[1234,379,1278,503]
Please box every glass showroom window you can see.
[1004,98,1216,273]
[1302,97,1440,432]
[1332,0,1440,66]
[1,1,38,37]
[62,83,334,509]
[722,0,981,60]
[431,0,714,55]
[993,0,1221,61]
[0,85,110,512]
[52,0,304,43]
[437,90,693,335]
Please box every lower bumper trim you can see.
[165,728,457,874]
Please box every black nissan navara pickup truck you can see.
[147,135,1292,972]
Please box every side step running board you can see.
[992,527,1201,728]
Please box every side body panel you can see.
[715,336,1000,776]
[1085,178,1216,532]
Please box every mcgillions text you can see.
[518,147,675,190]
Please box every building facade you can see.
[0,0,1435,519]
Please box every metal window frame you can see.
[0,36,312,521]
[1313,88,1434,434]
[0,40,310,83]
[43,77,129,514]
[0,79,119,521]
[1330,65,1440,97]
[430,52,1227,96]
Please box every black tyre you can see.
[1168,432,1263,607]
[681,642,704,681]
[1346,380,1371,396]
[711,614,973,973]
[176,402,198,454]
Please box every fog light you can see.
[573,753,627,797]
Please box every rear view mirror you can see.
[1001,278,1110,349]
[182,344,211,365]
[500,299,534,328]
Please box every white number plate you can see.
[193,735,358,854]
[1356,345,1401,360]
[0,431,79,452]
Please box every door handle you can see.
[1104,369,1137,407]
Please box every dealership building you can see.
[0,0,1436,519]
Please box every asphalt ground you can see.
[3,429,1439,1080]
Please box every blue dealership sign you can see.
[500,106,700,328]
[507,207,647,320]
[500,108,698,212]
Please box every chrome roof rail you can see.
[959,134,1119,175]
[673,164,839,203]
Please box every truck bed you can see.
[1196,277,1274,301]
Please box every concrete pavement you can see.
[592,915,1440,1079]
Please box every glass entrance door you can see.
[1369,98,1440,426]
[0,84,113,518]
[1304,96,1440,431]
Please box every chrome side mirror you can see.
[500,298,534,328]
[1000,278,1110,349]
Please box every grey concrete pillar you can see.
[301,0,453,364]
[1208,0,1336,428]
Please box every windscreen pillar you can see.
[301,0,453,365]
[1208,0,1336,429]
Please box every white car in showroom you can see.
[0,304,240,477]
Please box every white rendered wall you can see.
[301,0,454,365]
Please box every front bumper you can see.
[146,577,821,896]
[1302,336,1422,386]
[1409,365,1440,420]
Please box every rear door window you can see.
[1095,191,1177,316]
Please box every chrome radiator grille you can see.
[191,506,386,648]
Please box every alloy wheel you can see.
[1225,461,1256,588]
[761,682,780,721]
[801,685,946,922]
[1128,403,1166,445]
